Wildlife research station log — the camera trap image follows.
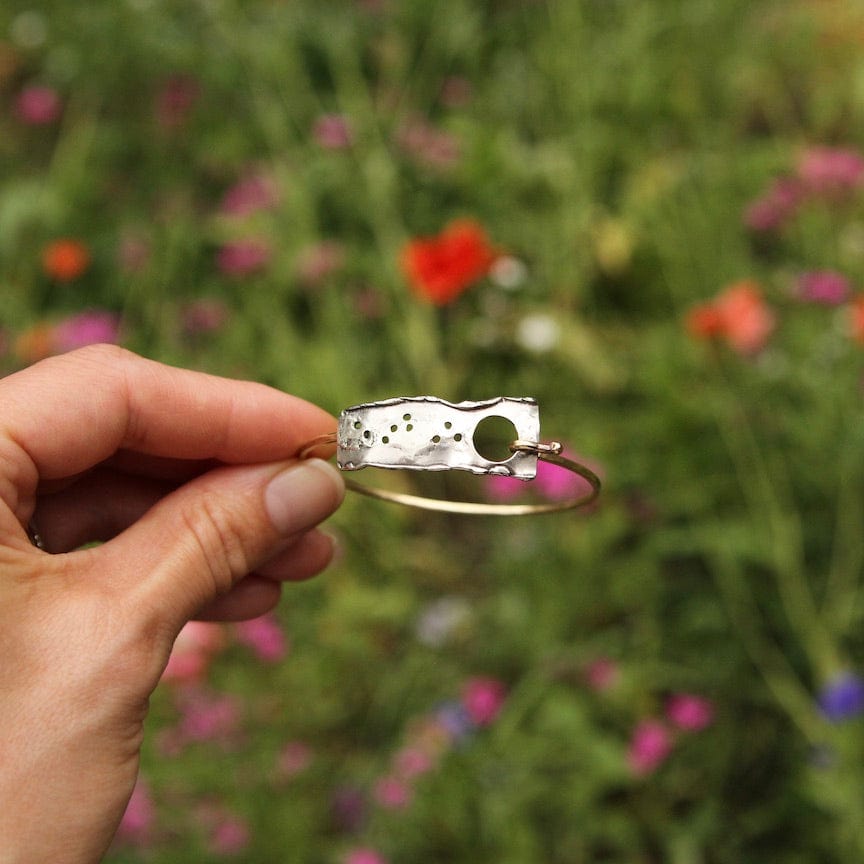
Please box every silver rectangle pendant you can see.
[337,396,540,478]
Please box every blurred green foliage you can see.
[5,0,864,861]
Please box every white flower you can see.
[516,313,560,353]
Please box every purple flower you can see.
[626,720,673,776]
[52,310,121,352]
[15,85,61,125]
[434,701,474,742]
[330,786,368,833]
[665,693,715,731]
[234,613,288,662]
[796,270,851,305]
[461,676,506,726]
[220,174,278,217]
[216,239,271,276]
[345,849,388,864]
[797,146,864,196]
[313,114,354,149]
[743,177,805,232]
[818,672,864,722]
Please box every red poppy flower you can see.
[42,238,91,282]
[686,280,775,355]
[400,219,496,305]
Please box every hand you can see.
[0,345,345,864]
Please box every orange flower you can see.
[686,280,775,355]
[400,219,496,305]
[849,295,864,342]
[42,238,90,282]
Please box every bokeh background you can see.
[4,1,864,861]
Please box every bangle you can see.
[298,397,600,516]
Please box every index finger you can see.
[0,345,335,510]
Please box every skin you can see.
[0,345,345,864]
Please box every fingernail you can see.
[265,459,345,535]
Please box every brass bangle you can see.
[298,396,600,516]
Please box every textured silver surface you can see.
[337,396,540,478]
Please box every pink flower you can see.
[583,657,620,692]
[797,146,864,195]
[117,234,151,273]
[216,239,271,276]
[176,688,241,744]
[155,74,199,128]
[277,740,314,778]
[15,85,61,125]
[461,676,506,726]
[373,775,412,810]
[234,613,288,662]
[295,241,346,285]
[394,746,435,779]
[743,177,804,232]
[220,174,278,217]
[116,777,154,845]
[396,118,461,169]
[626,720,673,776]
[797,270,851,305]
[181,298,230,336]
[486,449,601,504]
[208,813,249,855]
[345,849,388,864]
[666,693,715,731]
[52,310,121,352]
[161,621,225,685]
[313,113,354,149]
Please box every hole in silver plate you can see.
[472,415,518,463]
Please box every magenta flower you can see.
[743,177,805,232]
[216,239,271,276]
[461,676,506,726]
[796,270,851,305]
[626,720,673,776]
[116,777,155,845]
[52,310,121,352]
[220,174,278,217]
[313,113,354,149]
[797,146,864,196]
[665,693,715,731]
[345,849,388,864]
[486,449,601,504]
[15,85,61,125]
[235,612,288,662]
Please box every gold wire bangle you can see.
[298,432,601,516]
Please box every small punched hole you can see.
[454,433,463,442]
[444,421,452,429]
[406,423,414,431]
[363,430,371,440]
[353,420,362,429]
[390,424,398,433]
[432,435,441,443]
[403,413,411,421]
[382,436,389,444]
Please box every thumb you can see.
[96,457,344,633]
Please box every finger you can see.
[194,575,283,622]
[0,345,335,530]
[256,529,338,582]
[93,457,344,632]
[32,468,172,553]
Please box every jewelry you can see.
[299,397,600,515]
